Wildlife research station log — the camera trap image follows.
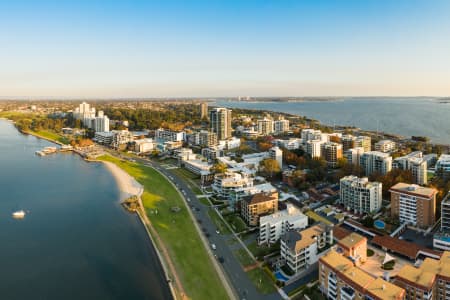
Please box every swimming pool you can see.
[374,220,386,229]
[275,271,290,282]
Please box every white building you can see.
[393,151,427,185]
[134,138,156,153]
[274,119,289,134]
[112,130,134,149]
[436,154,450,179]
[434,193,450,251]
[301,129,322,143]
[269,146,283,169]
[306,139,323,158]
[211,172,253,200]
[280,223,333,274]
[374,139,396,153]
[344,147,365,165]
[274,138,302,150]
[257,117,274,135]
[155,128,185,142]
[359,151,392,176]
[355,136,371,152]
[94,131,114,145]
[225,137,241,149]
[259,204,308,245]
[94,111,110,133]
[73,101,96,126]
[210,107,232,140]
[340,176,382,214]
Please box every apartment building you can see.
[322,142,343,167]
[355,136,371,152]
[241,191,278,226]
[200,102,208,119]
[133,138,156,153]
[210,107,232,140]
[390,183,436,228]
[342,135,356,151]
[340,176,382,214]
[301,129,323,143]
[274,118,289,134]
[375,139,396,153]
[436,154,450,179]
[94,110,110,133]
[212,171,253,200]
[434,193,450,251]
[111,130,134,149]
[274,138,302,150]
[155,128,185,142]
[319,250,406,300]
[336,233,367,266]
[360,151,392,176]
[259,204,308,245]
[394,252,450,300]
[199,130,218,147]
[269,146,283,169]
[257,117,274,135]
[281,223,333,274]
[307,139,324,158]
[393,152,427,185]
[345,147,365,165]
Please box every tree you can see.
[259,158,281,179]
[212,162,228,174]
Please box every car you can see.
[218,257,225,263]
[216,230,220,234]
[211,243,216,250]
[187,198,191,202]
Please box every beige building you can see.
[336,233,367,266]
[241,191,278,226]
[355,136,372,152]
[319,250,406,300]
[200,102,208,119]
[394,251,450,300]
[322,142,343,167]
[390,183,437,228]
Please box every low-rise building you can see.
[390,183,436,228]
[336,233,367,266]
[241,191,278,226]
[374,139,396,153]
[212,172,253,200]
[259,204,308,245]
[111,130,134,149]
[155,128,185,142]
[133,138,156,153]
[94,131,114,145]
[281,223,333,274]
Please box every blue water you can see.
[215,98,450,144]
[374,220,386,229]
[0,120,171,300]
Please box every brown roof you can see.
[244,192,278,205]
[372,236,441,260]
[389,183,437,199]
[333,226,352,240]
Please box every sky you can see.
[1,0,450,98]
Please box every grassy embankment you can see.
[97,155,229,300]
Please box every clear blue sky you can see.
[1,0,450,98]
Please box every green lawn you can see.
[98,155,228,300]
[170,168,204,195]
[234,248,255,267]
[224,214,248,232]
[247,241,280,259]
[34,130,70,144]
[246,268,277,294]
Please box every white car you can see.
[211,243,216,250]
[216,230,220,234]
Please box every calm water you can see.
[215,98,450,144]
[0,120,171,300]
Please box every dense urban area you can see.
[2,99,450,300]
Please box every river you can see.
[0,120,171,300]
[214,98,450,144]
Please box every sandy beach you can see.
[102,161,143,201]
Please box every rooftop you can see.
[244,192,278,206]
[389,182,437,198]
[366,278,406,300]
[259,204,306,225]
[338,232,366,250]
[372,236,441,260]
[283,223,329,253]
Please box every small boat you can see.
[35,150,46,156]
[12,210,26,219]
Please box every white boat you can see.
[12,210,26,218]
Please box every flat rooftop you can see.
[338,232,366,250]
[389,182,436,198]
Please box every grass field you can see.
[34,130,70,144]
[247,241,280,259]
[224,214,248,232]
[246,268,277,294]
[234,248,255,267]
[207,208,231,235]
[98,155,228,300]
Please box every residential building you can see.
[212,172,253,200]
[200,102,208,119]
[134,138,156,153]
[345,147,365,165]
[94,131,114,145]
[390,183,436,228]
[394,252,450,300]
[94,111,110,133]
[224,137,241,150]
[210,107,232,140]
[319,250,406,300]
[340,176,382,214]
[257,117,274,135]
[434,193,450,251]
[341,135,356,151]
[199,130,218,147]
[355,136,371,152]
[259,204,308,245]
[306,139,324,158]
[436,154,450,179]
[322,142,343,167]
[301,129,322,143]
[393,151,427,185]
[269,146,283,169]
[375,139,396,153]
[155,128,185,142]
[281,223,333,274]
[336,233,367,266]
[360,151,392,176]
[274,118,289,134]
[241,191,278,226]
[274,138,302,150]
[201,147,224,161]
[73,101,96,126]
[111,130,134,149]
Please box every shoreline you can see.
[101,160,144,201]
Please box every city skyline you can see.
[1,0,450,97]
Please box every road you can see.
[133,156,283,300]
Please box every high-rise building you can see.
[389,183,436,228]
[257,117,274,135]
[199,130,218,147]
[301,129,322,143]
[341,134,356,151]
[273,118,289,134]
[200,102,208,119]
[436,154,450,179]
[340,176,382,214]
[322,142,343,167]
[359,151,392,175]
[94,111,110,132]
[73,101,96,127]
[355,136,371,152]
[434,192,450,250]
[393,151,427,185]
[306,139,324,158]
[344,147,365,165]
[210,108,232,140]
[269,146,283,169]
[374,139,396,153]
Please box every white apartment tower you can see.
[340,176,382,214]
[359,151,392,176]
[210,108,232,140]
[269,146,283,169]
[257,117,274,135]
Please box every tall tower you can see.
[200,102,208,119]
[210,107,232,140]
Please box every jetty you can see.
[35,145,73,156]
